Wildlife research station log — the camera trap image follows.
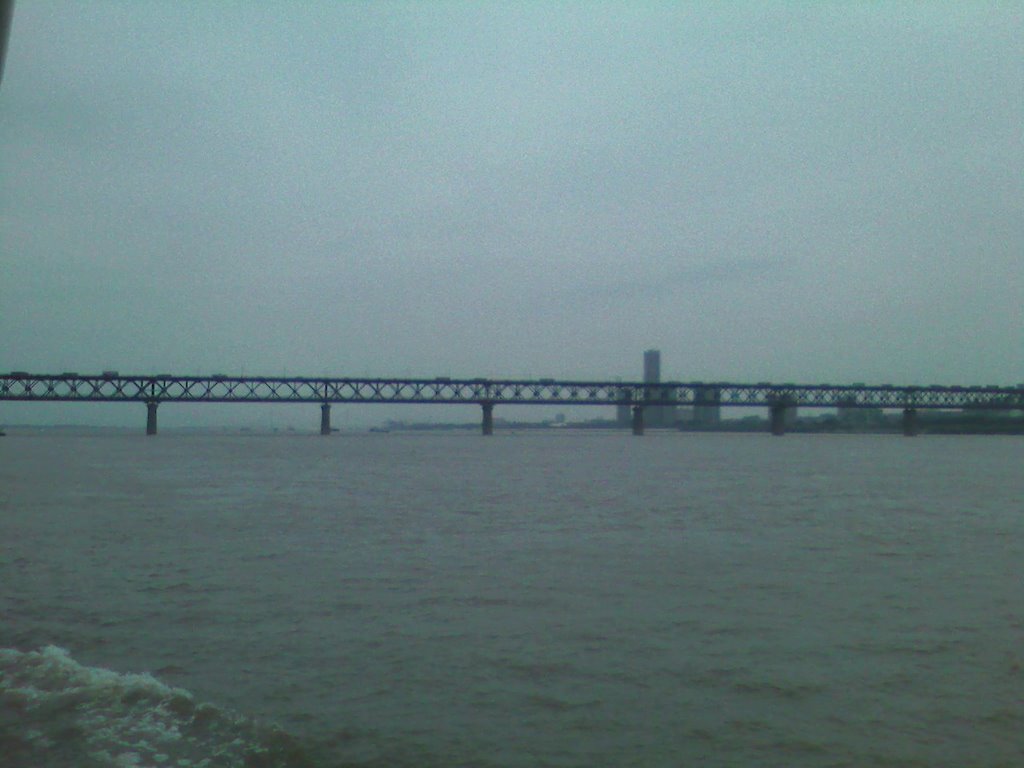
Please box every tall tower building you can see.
[642,349,676,428]
[643,350,660,384]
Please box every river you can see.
[1,431,1021,767]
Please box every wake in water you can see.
[0,646,313,768]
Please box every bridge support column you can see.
[770,404,787,436]
[481,402,494,435]
[146,401,158,436]
[902,408,919,437]
[632,406,645,436]
[320,403,331,435]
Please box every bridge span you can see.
[2,372,1022,436]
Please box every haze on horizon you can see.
[1,2,1021,427]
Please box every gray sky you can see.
[1,2,1022,425]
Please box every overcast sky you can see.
[1,2,1021,425]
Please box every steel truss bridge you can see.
[2,373,1022,436]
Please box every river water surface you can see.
[1,431,1022,767]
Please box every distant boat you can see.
[368,427,389,433]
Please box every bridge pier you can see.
[902,408,919,437]
[770,403,787,436]
[146,401,158,436]
[481,402,494,435]
[632,405,645,436]
[320,403,331,435]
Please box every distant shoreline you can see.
[3,416,1023,437]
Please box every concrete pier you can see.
[146,401,158,436]
[632,405,645,436]
[770,403,787,436]
[320,403,331,435]
[481,402,494,435]
[902,407,920,437]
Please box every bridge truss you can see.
[2,373,1022,410]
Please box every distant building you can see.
[614,350,685,428]
[693,386,722,427]
[642,349,677,428]
[616,389,633,427]
[643,350,660,385]
[784,405,799,428]
[837,397,883,429]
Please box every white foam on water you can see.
[0,646,312,768]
